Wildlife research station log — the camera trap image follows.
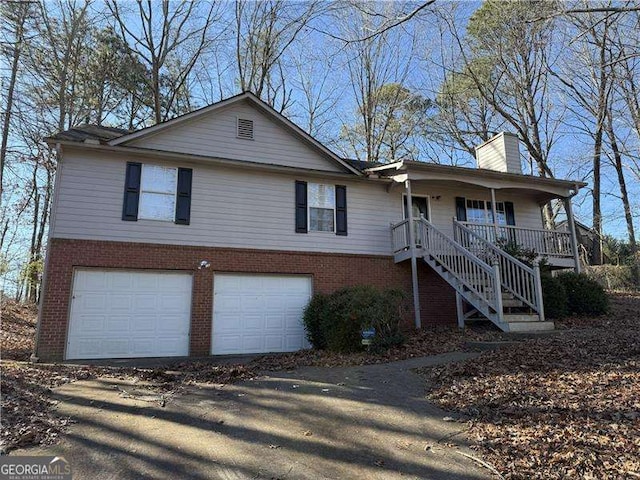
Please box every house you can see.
[34,92,585,362]
[556,219,606,266]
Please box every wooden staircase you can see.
[392,217,553,333]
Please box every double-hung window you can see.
[138,165,178,221]
[465,199,506,225]
[308,183,335,232]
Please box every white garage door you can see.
[212,274,312,355]
[66,270,192,359]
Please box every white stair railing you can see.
[454,219,545,320]
[417,218,502,317]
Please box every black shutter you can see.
[505,201,516,226]
[455,197,467,222]
[122,162,142,221]
[175,168,193,225]
[335,185,347,236]
[295,181,307,233]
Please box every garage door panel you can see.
[264,335,285,350]
[213,313,239,333]
[243,319,263,331]
[67,270,192,360]
[285,334,305,350]
[81,272,108,289]
[157,315,189,334]
[265,314,284,329]
[212,274,311,355]
[241,335,263,351]
[102,339,129,356]
[130,314,157,333]
[104,315,129,332]
[110,272,134,289]
[71,314,105,335]
[110,294,133,311]
[133,294,156,310]
[160,294,190,311]
[80,293,107,312]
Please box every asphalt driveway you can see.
[16,352,491,479]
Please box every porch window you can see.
[308,183,335,232]
[465,199,507,225]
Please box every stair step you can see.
[502,298,525,308]
[505,321,555,332]
[503,313,540,322]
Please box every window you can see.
[138,165,177,221]
[465,199,506,225]
[308,183,335,232]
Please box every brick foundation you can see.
[37,238,456,361]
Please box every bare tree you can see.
[0,1,34,195]
[234,0,320,113]
[107,0,220,124]
[290,48,341,139]
[338,2,426,163]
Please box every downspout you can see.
[564,187,582,274]
[31,142,63,363]
[404,179,422,329]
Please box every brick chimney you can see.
[475,132,522,174]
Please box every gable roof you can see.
[108,92,362,176]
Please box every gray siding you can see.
[128,101,344,173]
[475,133,522,174]
[52,150,398,255]
[51,150,545,255]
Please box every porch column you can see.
[564,196,582,273]
[490,188,499,240]
[405,180,422,329]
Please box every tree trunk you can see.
[0,6,28,197]
[592,124,604,266]
[605,110,638,283]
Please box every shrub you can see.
[585,264,639,291]
[302,285,408,353]
[558,272,609,316]
[541,275,568,319]
[496,238,539,267]
[302,293,329,349]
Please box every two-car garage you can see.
[65,270,312,360]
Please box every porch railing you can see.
[454,219,544,318]
[458,222,573,258]
[391,218,428,253]
[420,218,502,315]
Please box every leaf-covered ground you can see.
[420,291,640,479]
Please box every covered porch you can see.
[367,160,586,333]
[371,161,585,271]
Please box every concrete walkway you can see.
[17,352,492,479]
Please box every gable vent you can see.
[236,118,254,140]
